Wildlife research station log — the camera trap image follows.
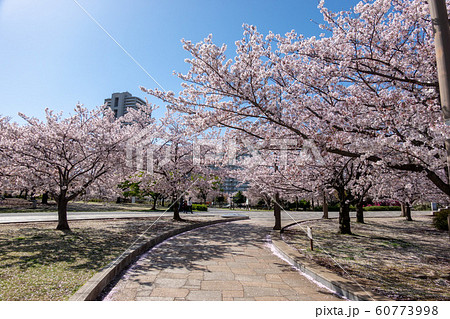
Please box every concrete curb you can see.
[271,230,390,301]
[69,216,249,301]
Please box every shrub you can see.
[372,200,400,206]
[414,203,432,211]
[233,191,246,204]
[313,204,340,211]
[363,206,401,211]
[433,209,449,231]
[88,198,106,203]
[192,204,208,211]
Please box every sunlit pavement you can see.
[104,219,343,301]
[103,209,430,301]
[0,208,427,225]
[1,208,430,300]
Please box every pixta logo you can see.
[126,131,324,174]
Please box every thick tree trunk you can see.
[400,202,406,217]
[56,195,70,231]
[339,202,352,234]
[273,192,282,230]
[151,195,158,210]
[172,197,183,221]
[405,203,413,221]
[42,191,49,205]
[322,193,329,219]
[356,202,364,223]
[173,205,182,221]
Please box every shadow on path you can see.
[130,222,270,273]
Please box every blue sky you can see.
[0,0,361,122]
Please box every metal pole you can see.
[429,0,450,120]
[428,0,450,184]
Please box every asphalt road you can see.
[0,207,429,224]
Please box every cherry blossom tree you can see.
[0,116,11,191]
[232,134,378,233]
[369,168,447,220]
[126,110,218,220]
[301,0,449,196]
[191,174,221,204]
[141,0,450,234]
[0,105,129,230]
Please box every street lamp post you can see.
[428,0,450,184]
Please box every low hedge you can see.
[363,206,401,211]
[433,209,449,231]
[313,205,340,212]
[192,204,208,211]
[313,205,401,212]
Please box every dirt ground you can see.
[282,216,450,301]
[0,216,217,300]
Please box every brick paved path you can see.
[104,220,342,301]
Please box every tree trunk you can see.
[173,204,182,221]
[56,195,70,231]
[405,203,413,221]
[339,202,352,234]
[42,191,49,205]
[356,202,364,223]
[322,193,328,219]
[311,197,315,211]
[273,192,282,230]
[151,195,158,210]
[400,202,406,217]
[172,196,183,221]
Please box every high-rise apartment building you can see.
[104,92,145,118]
[221,177,249,194]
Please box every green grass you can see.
[192,204,208,211]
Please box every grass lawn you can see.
[282,216,450,300]
[0,216,216,300]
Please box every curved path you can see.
[104,219,342,301]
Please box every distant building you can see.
[104,92,145,118]
[221,177,248,195]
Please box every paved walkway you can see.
[104,220,342,301]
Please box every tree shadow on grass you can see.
[289,218,449,262]
[282,219,450,300]
[0,219,178,272]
